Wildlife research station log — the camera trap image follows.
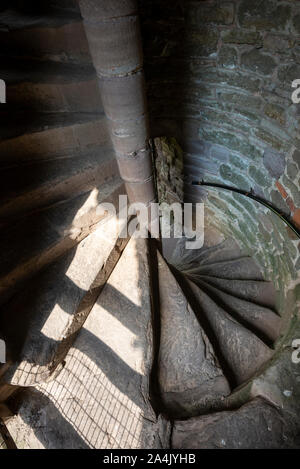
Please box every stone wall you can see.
[139,0,300,323]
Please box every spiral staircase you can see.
[1,223,299,449]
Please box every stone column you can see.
[78,0,157,231]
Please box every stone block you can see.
[218,46,237,69]
[238,0,291,32]
[241,49,277,76]
[263,148,286,179]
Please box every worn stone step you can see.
[0,111,102,141]
[165,237,243,273]
[0,416,16,449]
[189,257,264,281]
[5,238,170,449]
[0,22,90,63]
[157,252,230,418]
[188,281,273,386]
[7,79,101,113]
[161,227,226,268]
[196,275,277,309]
[195,279,282,345]
[183,238,243,271]
[0,433,6,449]
[0,57,95,86]
[0,118,110,166]
[0,146,118,221]
[0,1,81,31]
[172,397,298,449]
[0,177,124,305]
[0,214,129,388]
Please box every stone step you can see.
[172,397,297,449]
[0,417,16,449]
[7,79,101,113]
[162,236,244,273]
[0,22,91,64]
[0,111,102,141]
[188,281,273,386]
[0,214,129,388]
[0,177,124,305]
[196,275,277,309]
[195,279,282,345]
[184,238,243,270]
[0,434,6,449]
[0,146,118,222]
[0,1,81,31]
[157,252,230,418]
[0,57,95,86]
[0,118,110,166]
[5,238,170,449]
[172,238,243,273]
[189,257,264,281]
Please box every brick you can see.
[276,181,288,200]
[293,209,300,229]
[286,197,296,213]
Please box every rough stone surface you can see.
[140,0,300,230]
[6,238,170,449]
[163,237,242,273]
[199,276,277,310]
[157,252,230,418]
[195,257,264,281]
[172,397,299,449]
[218,46,237,69]
[293,150,300,170]
[187,2,234,27]
[0,434,6,449]
[0,178,123,305]
[188,281,273,386]
[197,279,282,344]
[222,30,262,45]
[238,0,291,32]
[241,49,277,76]
[263,148,286,179]
[0,216,127,387]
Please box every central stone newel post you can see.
[78,0,157,234]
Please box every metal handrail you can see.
[192,180,300,239]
